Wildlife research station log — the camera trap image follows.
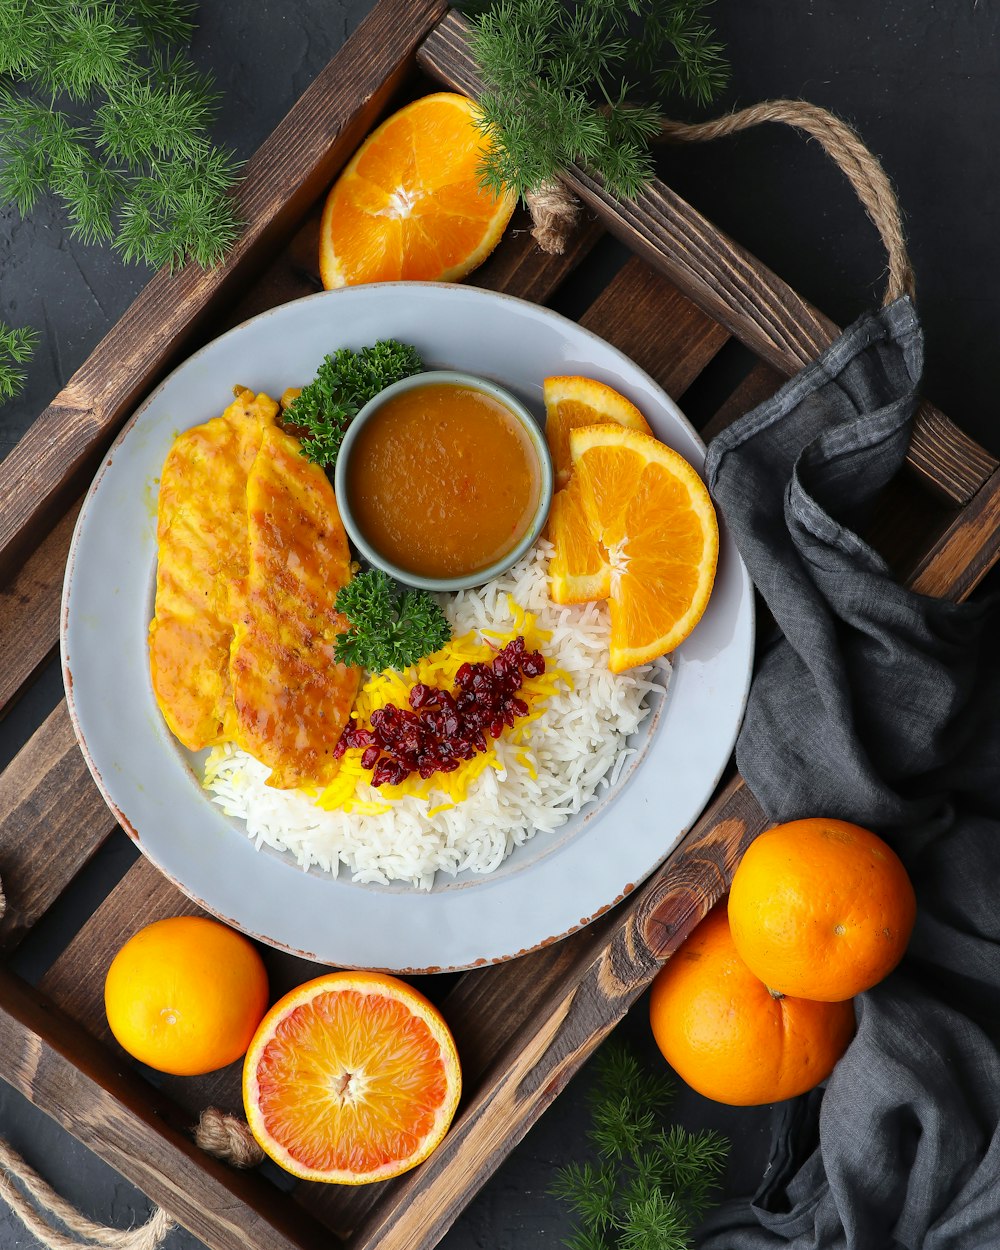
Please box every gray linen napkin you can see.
[695,297,1000,1249]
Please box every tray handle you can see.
[658,100,915,307]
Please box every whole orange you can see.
[728,817,916,1002]
[649,905,854,1106]
[105,916,269,1076]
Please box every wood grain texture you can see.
[326,780,757,1248]
[344,779,758,1250]
[468,207,604,301]
[44,864,245,1120]
[297,240,783,1242]
[578,256,729,399]
[0,967,332,1250]
[0,501,79,718]
[216,207,325,333]
[40,859,203,1048]
[0,0,448,577]
[416,12,999,506]
[1,7,998,1248]
[0,702,116,951]
[297,915,620,1238]
[348,923,663,1250]
[909,466,1000,599]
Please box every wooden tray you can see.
[1,3,999,1247]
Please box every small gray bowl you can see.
[334,370,554,592]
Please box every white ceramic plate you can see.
[62,282,754,972]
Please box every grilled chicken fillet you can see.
[229,422,359,789]
[149,390,277,750]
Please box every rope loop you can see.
[658,100,915,306]
[523,97,915,306]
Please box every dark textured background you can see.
[1,2,997,1245]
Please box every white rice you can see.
[204,540,667,889]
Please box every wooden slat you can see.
[578,256,729,399]
[0,703,117,951]
[0,967,332,1250]
[2,10,997,1249]
[0,0,448,577]
[345,776,758,1250]
[0,501,80,718]
[910,466,1000,599]
[416,13,999,507]
[216,208,325,333]
[223,204,604,336]
[469,207,604,301]
[906,405,997,510]
[40,859,202,1045]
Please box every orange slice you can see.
[319,93,516,288]
[543,376,652,489]
[243,971,461,1185]
[570,425,719,672]
[544,377,652,604]
[548,474,611,604]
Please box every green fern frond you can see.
[0,321,38,402]
[550,1043,728,1250]
[466,0,728,202]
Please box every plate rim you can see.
[61,280,755,973]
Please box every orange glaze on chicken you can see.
[149,389,277,750]
[229,422,359,789]
[150,390,358,788]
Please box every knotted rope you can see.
[194,1108,264,1168]
[529,97,915,306]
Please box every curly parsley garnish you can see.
[287,339,423,469]
[334,569,451,674]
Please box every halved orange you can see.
[243,971,461,1185]
[319,93,516,288]
[570,425,719,672]
[545,377,653,604]
[543,376,652,489]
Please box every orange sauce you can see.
[348,382,542,579]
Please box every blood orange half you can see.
[243,971,461,1184]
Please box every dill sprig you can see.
[463,0,729,202]
[288,339,424,470]
[0,0,241,272]
[0,320,38,402]
[551,1044,728,1250]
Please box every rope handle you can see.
[657,100,915,306]
[0,1139,172,1250]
